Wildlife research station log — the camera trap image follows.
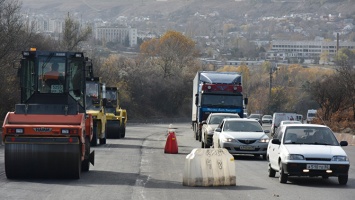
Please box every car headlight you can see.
[332,156,349,161]
[259,138,269,143]
[287,154,304,160]
[222,138,236,142]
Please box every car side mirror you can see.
[271,138,281,145]
[202,120,207,124]
[214,128,221,132]
[340,141,348,146]
[264,130,270,134]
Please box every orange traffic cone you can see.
[164,131,178,154]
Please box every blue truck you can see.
[191,71,248,141]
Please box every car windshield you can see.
[263,115,272,119]
[283,127,339,145]
[223,121,264,132]
[209,115,239,124]
[308,113,316,117]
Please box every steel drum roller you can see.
[5,137,81,179]
[106,120,121,139]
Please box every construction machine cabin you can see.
[2,49,95,179]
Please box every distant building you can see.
[265,40,355,61]
[225,60,264,66]
[95,26,138,47]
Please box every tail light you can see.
[7,128,24,134]
[61,129,79,135]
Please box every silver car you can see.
[213,118,270,159]
[201,113,240,148]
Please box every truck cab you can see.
[192,71,247,142]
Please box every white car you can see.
[270,113,298,136]
[267,124,350,185]
[213,118,270,159]
[201,113,240,148]
[262,115,273,124]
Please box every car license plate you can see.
[240,146,255,150]
[306,164,330,170]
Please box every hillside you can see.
[20,0,355,20]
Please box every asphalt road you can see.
[0,123,354,200]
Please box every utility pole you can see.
[268,66,272,114]
[268,62,277,114]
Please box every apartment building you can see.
[95,27,138,47]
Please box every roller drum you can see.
[5,139,81,179]
[106,120,121,139]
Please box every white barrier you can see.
[182,148,236,186]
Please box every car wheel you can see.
[279,162,288,183]
[262,154,267,160]
[268,163,276,177]
[338,175,348,185]
[201,140,205,148]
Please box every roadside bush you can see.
[312,108,355,135]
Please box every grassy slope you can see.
[20,0,355,18]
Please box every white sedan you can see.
[213,118,270,159]
[267,124,350,185]
[201,113,240,148]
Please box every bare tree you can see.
[0,0,30,117]
[309,74,347,120]
[61,13,92,51]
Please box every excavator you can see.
[2,48,95,179]
[86,76,107,146]
[105,87,127,139]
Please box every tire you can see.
[99,123,107,145]
[268,163,276,177]
[198,130,202,142]
[201,140,205,148]
[279,162,288,183]
[262,154,267,160]
[90,127,97,146]
[99,137,106,145]
[338,175,348,185]
[120,125,126,138]
[81,137,90,172]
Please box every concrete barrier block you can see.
[183,148,236,187]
